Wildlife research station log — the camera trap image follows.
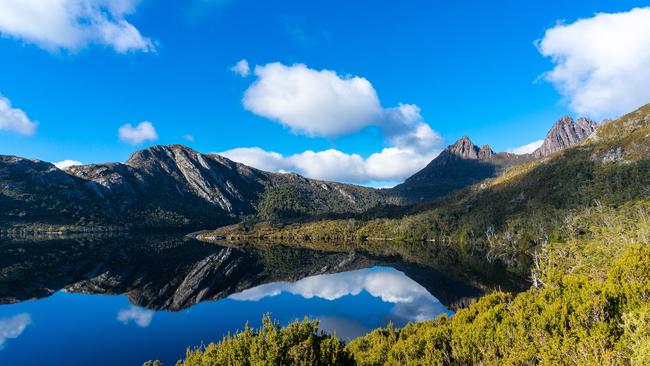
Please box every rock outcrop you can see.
[390,115,599,204]
[532,116,597,158]
[391,136,529,203]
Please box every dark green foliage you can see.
[259,186,308,221]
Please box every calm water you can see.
[0,234,513,366]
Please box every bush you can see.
[176,314,352,366]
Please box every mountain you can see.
[531,116,598,157]
[0,145,390,232]
[391,136,531,203]
[390,115,598,203]
[0,115,600,233]
[210,103,650,274]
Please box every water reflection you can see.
[231,267,451,324]
[0,234,520,365]
[0,313,31,349]
[0,234,508,311]
[117,306,154,328]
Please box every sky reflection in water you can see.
[0,266,450,366]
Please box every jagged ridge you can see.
[0,145,391,231]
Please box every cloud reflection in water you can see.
[0,313,32,350]
[117,306,154,328]
[229,266,451,330]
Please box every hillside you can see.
[204,104,650,273]
[0,145,392,233]
[391,136,530,203]
[171,104,650,366]
[0,113,598,234]
[390,115,597,203]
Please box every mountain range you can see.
[0,115,598,233]
[393,116,598,203]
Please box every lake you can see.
[0,234,519,365]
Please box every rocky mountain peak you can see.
[449,136,480,159]
[126,144,200,167]
[532,116,598,158]
[446,137,496,160]
[479,144,495,159]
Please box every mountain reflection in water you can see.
[0,234,521,365]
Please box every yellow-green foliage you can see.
[348,244,650,366]
[176,105,650,365]
[346,317,452,366]
[176,315,351,366]
[175,201,650,366]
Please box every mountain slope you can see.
[391,136,530,203]
[209,103,650,273]
[531,116,598,157]
[0,145,391,232]
[0,114,602,233]
[390,115,597,204]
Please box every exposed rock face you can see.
[448,136,480,159]
[0,116,602,229]
[390,116,599,204]
[532,116,598,158]
[67,144,268,217]
[391,136,529,203]
[1,145,390,231]
[479,144,495,159]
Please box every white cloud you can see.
[231,59,250,77]
[229,267,450,323]
[0,0,154,53]
[219,146,440,184]
[183,134,195,142]
[117,306,154,328]
[118,121,158,145]
[507,139,544,155]
[365,147,438,181]
[0,313,32,349]
[229,62,444,184]
[0,96,38,136]
[54,160,83,169]
[538,7,650,117]
[382,103,443,153]
[243,62,383,137]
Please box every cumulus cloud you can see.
[381,104,443,153]
[231,59,250,77]
[243,62,383,137]
[242,63,442,151]
[0,96,38,136]
[229,267,450,323]
[538,7,650,117]
[0,0,155,53]
[117,306,154,328]
[54,160,83,169]
[118,121,158,145]
[227,62,444,184]
[507,140,544,155]
[0,313,32,349]
[219,146,439,184]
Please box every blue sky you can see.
[1,0,649,186]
